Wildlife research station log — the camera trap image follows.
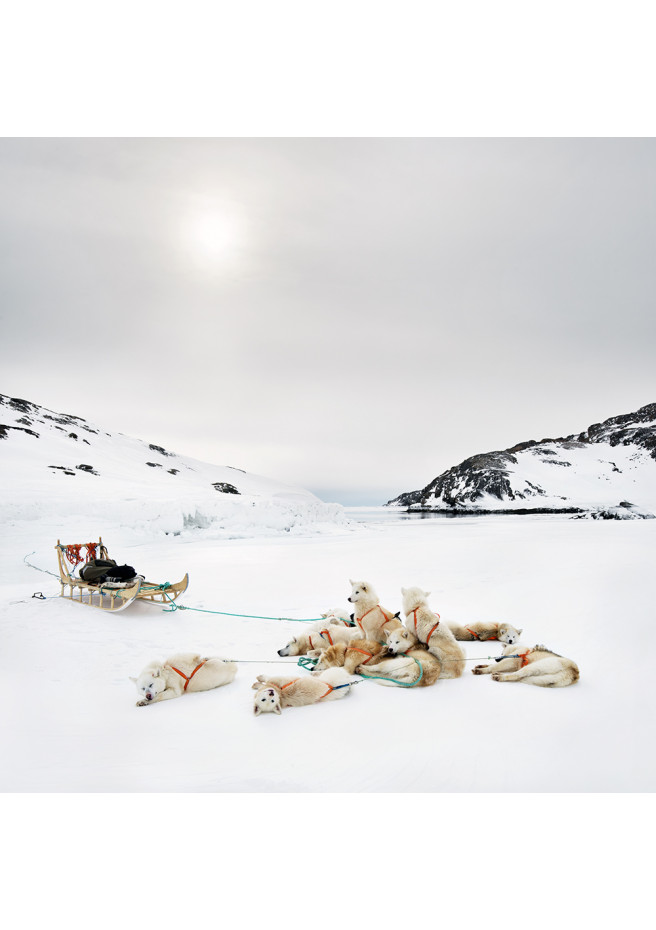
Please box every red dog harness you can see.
[356,605,394,635]
[466,627,497,641]
[307,629,335,651]
[410,608,441,645]
[169,660,207,691]
[279,679,336,699]
[346,646,375,664]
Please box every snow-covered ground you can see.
[0,393,353,537]
[2,509,654,792]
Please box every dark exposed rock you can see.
[0,423,40,440]
[212,482,240,494]
[146,462,162,468]
[389,403,656,512]
[76,464,99,475]
[149,443,173,456]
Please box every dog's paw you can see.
[136,699,152,707]
[472,665,486,674]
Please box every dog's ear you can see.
[128,676,137,683]
[518,628,523,636]
[383,629,391,641]
[274,704,282,715]
[254,704,262,715]
[307,649,321,658]
[349,578,354,586]
[361,583,368,592]
[401,587,406,595]
[320,611,328,618]
[424,590,431,598]
[393,611,400,618]
[152,669,160,678]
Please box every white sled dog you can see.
[447,620,523,643]
[348,580,403,642]
[361,628,442,687]
[132,652,237,706]
[472,643,580,687]
[401,587,465,678]
[309,637,386,674]
[277,625,358,656]
[319,607,355,627]
[252,667,353,715]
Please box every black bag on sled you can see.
[79,558,137,585]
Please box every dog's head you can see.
[310,644,346,671]
[321,607,352,625]
[348,580,376,605]
[498,622,523,645]
[277,636,302,657]
[384,627,417,655]
[253,686,282,715]
[502,641,526,657]
[132,664,166,702]
[401,586,431,613]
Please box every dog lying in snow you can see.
[308,638,385,674]
[447,620,523,643]
[401,587,465,678]
[359,628,442,687]
[277,625,358,656]
[132,653,237,706]
[348,580,403,641]
[252,668,353,714]
[319,607,355,627]
[472,643,580,687]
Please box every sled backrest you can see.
[55,537,109,583]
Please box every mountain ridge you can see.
[388,403,656,518]
[0,392,351,537]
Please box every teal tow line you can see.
[357,656,424,688]
[161,599,323,622]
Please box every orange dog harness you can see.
[346,646,374,664]
[169,660,207,691]
[411,608,441,645]
[279,679,337,699]
[356,605,394,635]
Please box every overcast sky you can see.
[1,138,654,504]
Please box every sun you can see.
[180,204,245,271]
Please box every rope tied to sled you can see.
[161,600,326,622]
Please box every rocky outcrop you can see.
[388,403,656,514]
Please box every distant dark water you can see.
[345,507,458,524]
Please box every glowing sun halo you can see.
[182,208,245,270]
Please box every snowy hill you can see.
[0,393,352,537]
[388,403,656,517]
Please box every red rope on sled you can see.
[62,543,98,566]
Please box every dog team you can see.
[132,579,580,714]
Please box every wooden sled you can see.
[55,537,189,612]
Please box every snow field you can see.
[1,513,654,792]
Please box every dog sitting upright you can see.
[401,586,465,678]
[252,667,353,715]
[131,652,237,706]
[348,579,403,642]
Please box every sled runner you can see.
[55,538,189,612]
